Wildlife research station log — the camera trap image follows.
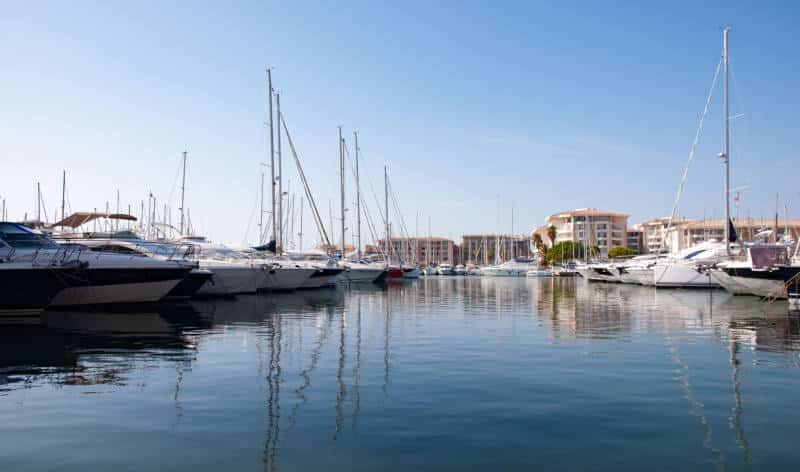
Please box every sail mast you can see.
[267,69,276,247]
[276,93,283,254]
[722,27,731,254]
[60,171,66,224]
[385,166,390,263]
[179,150,187,235]
[354,131,361,258]
[36,182,41,223]
[339,127,346,258]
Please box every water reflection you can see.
[3,278,800,470]
[0,304,210,394]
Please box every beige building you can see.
[635,217,691,254]
[532,208,629,258]
[378,237,455,265]
[664,218,800,252]
[460,234,532,265]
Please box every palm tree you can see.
[532,234,546,260]
[547,225,557,248]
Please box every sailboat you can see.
[654,27,740,288]
[481,205,533,277]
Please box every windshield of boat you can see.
[0,223,59,249]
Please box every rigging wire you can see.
[658,58,723,255]
[342,142,385,257]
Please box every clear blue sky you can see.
[1,1,797,246]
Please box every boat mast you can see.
[299,196,304,251]
[511,201,515,260]
[722,27,731,254]
[60,170,66,224]
[276,93,283,254]
[267,69,276,247]
[179,150,187,235]
[385,165,390,264]
[339,127,346,258]
[354,131,361,258]
[36,181,41,223]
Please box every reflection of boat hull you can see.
[653,264,718,288]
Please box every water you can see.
[2,277,800,471]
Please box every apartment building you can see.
[460,234,532,265]
[532,208,629,258]
[377,237,455,264]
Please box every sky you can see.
[1,1,798,247]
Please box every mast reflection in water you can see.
[2,278,800,470]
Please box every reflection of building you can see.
[460,234,532,265]
[378,237,455,264]
[532,208,629,258]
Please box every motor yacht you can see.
[1,222,192,307]
[454,265,466,276]
[575,262,621,283]
[283,250,343,289]
[481,259,533,277]
[55,232,213,299]
[709,245,797,298]
[652,240,738,288]
[437,263,454,276]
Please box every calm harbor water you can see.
[2,277,800,471]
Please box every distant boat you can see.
[481,259,532,277]
[437,263,454,276]
[454,264,466,275]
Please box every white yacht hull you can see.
[481,268,527,277]
[298,269,342,289]
[403,267,421,279]
[50,279,181,306]
[196,264,262,295]
[577,266,620,283]
[708,269,751,295]
[260,267,315,291]
[341,265,384,283]
[626,267,655,286]
[653,264,718,288]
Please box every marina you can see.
[3,2,800,469]
[2,277,800,470]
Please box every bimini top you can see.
[51,212,137,229]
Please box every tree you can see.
[547,225,557,248]
[608,246,637,258]
[532,234,546,260]
[545,241,600,265]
